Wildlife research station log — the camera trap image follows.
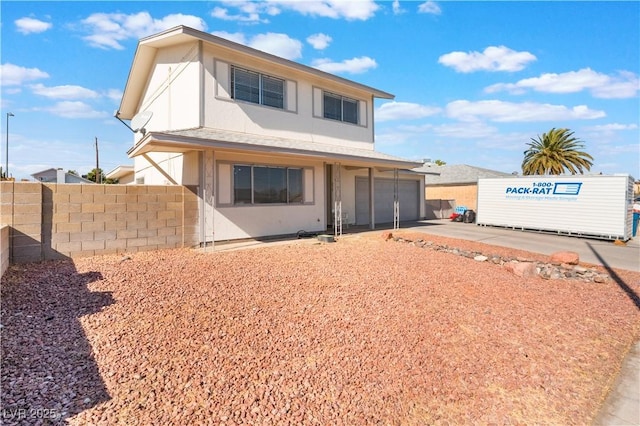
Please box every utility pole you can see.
[95,137,101,184]
[6,112,14,178]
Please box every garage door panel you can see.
[355,177,419,225]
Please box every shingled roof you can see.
[413,164,513,185]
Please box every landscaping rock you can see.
[504,261,538,278]
[549,251,580,265]
[381,231,393,241]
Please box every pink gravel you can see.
[2,232,639,425]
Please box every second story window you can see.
[231,66,284,109]
[323,92,358,124]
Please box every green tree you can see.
[86,168,118,184]
[522,128,594,175]
[434,159,447,166]
[67,169,78,176]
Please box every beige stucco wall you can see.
[129,40,377,150]
[137,42,202,137]
[211,152,326,241]
[426,184,479,211]
[202,44,376,150]
[0,182,199,264]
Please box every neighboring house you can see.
[31,168,94,184]
[106,165,135,184]
[116,26,424,244]
[412,164,512,217]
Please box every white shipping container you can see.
[476,174,635,241]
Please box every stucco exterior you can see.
[117,26,424,243]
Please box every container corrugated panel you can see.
[476,175,633,240]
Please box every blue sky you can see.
[1,1,638,181]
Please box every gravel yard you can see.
[2,231,639,425]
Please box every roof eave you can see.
[128,131,422,170]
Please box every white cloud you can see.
[312,56,377,74]
[584,123,638,131]
[392,0,404,15]
[211,6,267,23]
[376,101,441,122]
[418,1,441,15]
[431,122,499,139]
[30,83,99,100]
[211,31,302,60]
[212,0,279,22]
[212,0,378,22]
[270,0,379,21]
[591,71,639,99]
[248,33,303,60]
[80,12,207,50]
[307,33,332,50]
[446,100,606,122]
[439,46,536,73]
[485,68,640,99]
[39,101,109,119]
[0,63,49,86]
[15,17,52,34]
[211,31,247,45]
[105,88,123,102]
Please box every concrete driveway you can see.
[405,219,640,272]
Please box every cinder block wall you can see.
[0,182,199,263]
[1,225,9,278]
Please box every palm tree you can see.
[522,128,594,175]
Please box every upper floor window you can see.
[231,66,284,109]
[323,92,358,124]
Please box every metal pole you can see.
[6,112,14,177]
[95,137,101,183]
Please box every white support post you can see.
[369,167,375,230]
[393,168,400,230]
[333,163,342,236]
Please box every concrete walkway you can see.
[593,340,640,426]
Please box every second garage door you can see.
[355,177,420,225]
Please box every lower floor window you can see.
[234,165,303,204]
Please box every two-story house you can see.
[116,26,424,244]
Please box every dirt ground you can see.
[2,231,639,425]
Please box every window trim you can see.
[231,163,309,206]
[322,91,359,125]
[231,65,285,110]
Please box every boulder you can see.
[549,251,579,265]
[381,231,393,241]
[504,262,538,278]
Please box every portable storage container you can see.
[476,174,635,241]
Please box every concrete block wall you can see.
[1,225,9,278]
[0,182,199,264]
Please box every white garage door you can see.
[355,177,420,225]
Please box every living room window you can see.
[231,66,284,109]
[233,165,304,205]
[323,92,358,124]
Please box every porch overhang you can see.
[127,128,423,170]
